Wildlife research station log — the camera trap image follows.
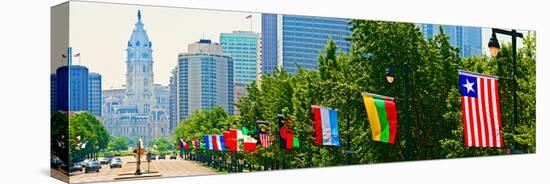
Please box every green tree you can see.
[107,136,129,152]
[69,112,110,161]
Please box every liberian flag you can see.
[211,135,226,151]
[361,92,398,144]
[459,70,503,148]
[311,105,341,146]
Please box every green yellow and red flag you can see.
[361,92,398,144]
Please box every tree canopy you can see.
[173,20,536,168]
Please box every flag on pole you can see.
[74,53,80,57]
[204,135,214,150]
[179,139,189,149]
[311,105,341,146]
[245,15,252,19]
[193,139,199,150]
[361,92,398,144]
[243,135,257,151]
[225,129,245,151]
[81,141,88,149]
[285,128,294,149]
[179,138,184,149]
[257,121,274,148]
[185,140,190,149]
[459,70,503,148]
[211,135,226,151]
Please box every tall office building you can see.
[419,24,482,57]
[220,31,259,85]
[220,31,260,115]
[169,68,178,131]
[261,14,352,74]
[52,48,103,115]
[51,74,57,114]
[88,72,102,116]
[55,65,89,112]
[174,39,234,121]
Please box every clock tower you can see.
[126,10,154,113]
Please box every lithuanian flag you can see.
[361,92,398,144]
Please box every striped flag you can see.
[361,93,398,144]
[211,135,226,151]
[257,121,274,148]
[311,105,341,146]
[459,70,503,148]
[204,135,214,150]
[259,134,274,148]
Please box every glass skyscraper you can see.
[419,24,482,57]
[175,39,234,121]
[55,65,89,112]
[261,14,352,74]
[220,31,259,85]
[88,72,102,116]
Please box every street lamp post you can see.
[487,28,524,153]
[346,113,351,165]
[386,66,413,160]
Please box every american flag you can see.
[459,70,503,148]
[259,133,274,148]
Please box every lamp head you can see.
[488,32,500,57]
[385,67,395,84]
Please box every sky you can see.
[69,1,261,89]
[67,1,533,90]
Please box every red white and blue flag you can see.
[179,139,189,149]
[204,135,213,150]
[211,135,226,151]
[179,139,184,149]
[459,70,503,148]
[311,105,341,146]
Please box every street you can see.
[69,156,218,183]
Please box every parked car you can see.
[158,155,166,159]
[98,157,111,165]
[81,159,91,167]
[149,153,156,160]
[109,158,122,168]
[84,161,100,173]
[51,157,62,168]
[59,161,69,172]
[169,155,177,160]
[69,163,83,173]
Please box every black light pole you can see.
[346,113,351,165]
[386,66,413,160]
[488,28,523,153]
